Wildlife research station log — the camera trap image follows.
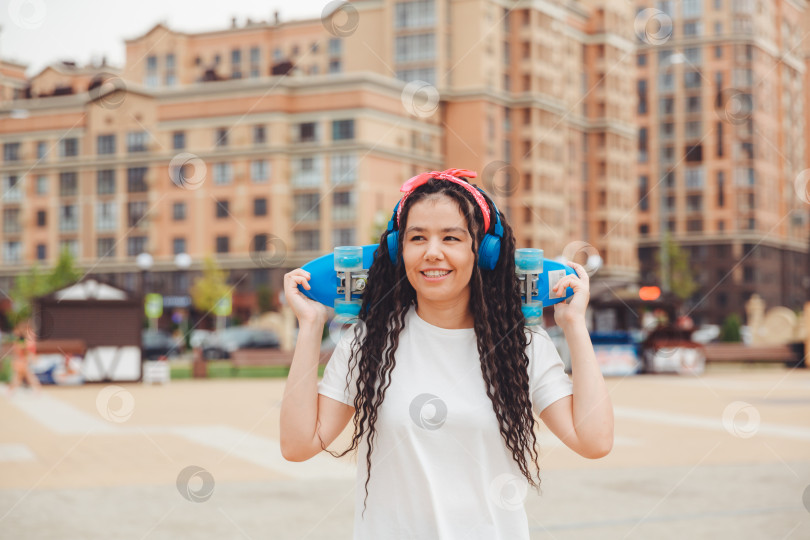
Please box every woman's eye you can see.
[444,236,459,241]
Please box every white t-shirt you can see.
[317,305,573,539]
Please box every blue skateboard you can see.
[298,245,575,324]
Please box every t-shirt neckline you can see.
[408,304,477,337]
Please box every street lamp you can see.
[136,252,154,297]
[658,52,685,294]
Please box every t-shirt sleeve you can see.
[317,325,362,406]
[526,326,573,415]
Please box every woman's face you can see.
[402,195,476,305]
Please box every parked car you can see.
[142,329,182,360]
[201,327,280,360]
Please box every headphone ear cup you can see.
[477,233,501,270]
[386,230,399,265]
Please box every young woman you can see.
[280,169,613,538]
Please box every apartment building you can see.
[635,0,810,323]
[0,0,640,321]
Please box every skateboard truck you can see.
[515,248,543,326]
[334,246,367,322]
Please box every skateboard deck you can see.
[298,245,576,323]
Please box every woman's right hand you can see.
[283,268,328,326]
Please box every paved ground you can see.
[1,365,809,539]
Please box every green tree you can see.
[8,248,81,327]
[47,247,82,291]
[190,256,230,314]
[656,235,699,301]
[720,313,742,342]
[256,285,274,313]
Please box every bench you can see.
[703,343,797,364]
[229,348,333,374]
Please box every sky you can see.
[1,0,332,76]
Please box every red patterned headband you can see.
[396,169,491,231]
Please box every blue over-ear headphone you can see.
[384,186,504,270]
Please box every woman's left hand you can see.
[552,262,590,328]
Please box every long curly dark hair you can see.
[322,178,541,515]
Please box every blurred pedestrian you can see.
[8,321,42,396]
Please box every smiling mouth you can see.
[421,270,451,278]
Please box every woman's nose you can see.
[424,238,444,260]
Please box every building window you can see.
[328,38,341,56]
[97,170,115,194]
[59,204,78,232]
[96,201,117,231]
[97,237,115,258]
[173,237,186,255]
[127,132,148,153]
[36,210,46,227]
[685,167,705,189]
[60,138,78,157]
[331,154,357,184]
[2,175,22,202]
[145,55,158,87]
[127,236,147,257]
[254,125,266,144]
[3,208,21,233]
[297,122,318,142]
[333,190,355,220]
[685,144,702,162]
[638,127,648,162]
[173,202,186,221]
[294,193,321,221]
[35,175,48,195]
[395,33,435,62]
[59,172,78,197]
[215,128,228,147]
[215,200,229,218]
[639,176,649,211]
[253,234,268,253]
[333,228,355,247]
[292,156,322,187]
[639,224,649,236]
[3,142,20,162]
[97,134,116,155]
[717,171,725,207]
[249,47,261,78]
[294,230,320,251]
[215,236,229,253]
[127,167,148,192]
[394,0,436,28]
[165,53,176,86]
[127,201,148,227]
[637,80,647,114]
[332,119,355,141]
[213,163,233,185]
[2,241,21,263]
[36,244,47,261]
[58,240,78,259]
[329,59,341,73]
[173,131,185,150]
[253,197,267,216]
[251,160,270,182]
[37,141,47,160]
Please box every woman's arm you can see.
[279,269,354,462]
[539,262,614,459]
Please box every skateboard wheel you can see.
[334,246,363,272]
[515,249,543,274]
[521,303,543,326]
[335,299,362,319]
